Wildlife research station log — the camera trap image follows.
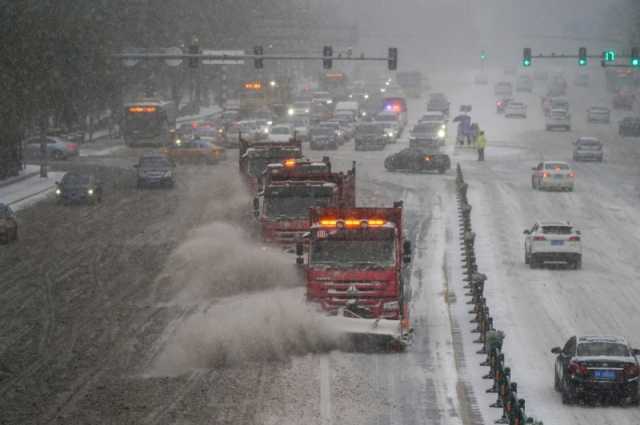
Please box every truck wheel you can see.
[524,250,530,265]
[529,255,538,269]
[438,167,446,174]
[554,370,561,392]
[531,177,537,189]
[562,384,575,405]
[574,256,582,270]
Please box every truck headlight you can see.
[437,129,446,138]
[55,188,61,195]
[287,108,294,116]
[87,189,94,196]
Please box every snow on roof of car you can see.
[578,335,627,344]
[538,220,572,227]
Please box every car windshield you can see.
[541,226,572,234]
[544,163,569,170]
[375,114,397,122]
[578,141,601,149]
[578,342,630,357]
[357,125,384,135]
[413,123,439,133]
[271,127,290,135]
[311,128,333,136]
[140,157,170,168]
[62,174,90,187]
[551,111,567,118]
[311,238,395,267]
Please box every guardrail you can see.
[456,164,544,425]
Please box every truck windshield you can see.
[124,111,162,137]
[311,238,395,267]
[265,191,333,218]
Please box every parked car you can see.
[23,136,79,160]
[619,116,640,137]
[0,203,18,244]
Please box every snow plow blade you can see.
[322,316,413,352]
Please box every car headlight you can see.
[326,99,333,104]
[87,189,94,196]
[437,129,446,138]
[361,111,367,117]
[267,120,273,126]
[287,108,294,116]
[55,188,61,195]
[364,94,369,99]
[163,171,172,178]
[264,128,269,134]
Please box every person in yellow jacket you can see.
[476,130,487,161]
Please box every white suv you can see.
[524,221,582,269]
[531,161,575,191]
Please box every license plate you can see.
[551,240,564,246]
[554,174,564,179]
[593,370,616,380]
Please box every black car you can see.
[309,127,338,150]
[0,203,18,243]
[354,123,386,151]
[56,172,103,204]
[384,147,450,174]
[619,117,640,137]
[426,93,450,117]
[552,335,640,405]
[135,153,175,188]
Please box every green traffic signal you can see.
[523,59,531,67]
[578,47,587,66]
[578,59,587,66]
[631,47,639,67]
[603,50,616,62]
[481,51,487,60]
[522,47,532,67]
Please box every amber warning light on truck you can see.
[319,218,386,228]
[128,106,157,113]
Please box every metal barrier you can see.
[455,164,544,425]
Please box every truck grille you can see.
[273,230,306,243]
[325,281,387,296]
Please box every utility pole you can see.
[39,115,47,178]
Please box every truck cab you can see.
[297,204,412,349]
[256,158,356,247]
[239,137,302,193]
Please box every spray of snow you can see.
[150,289,342,376]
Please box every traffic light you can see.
[480,50,487,61]
[323,46,333,69]
[188,39,200,68]
[603,50,616,63]
[388,47,398,71]
[578,47,587,66]
[632,47,640,67]
[254,45,263,69]
[522,48,532,67]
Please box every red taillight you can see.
[497,101,503,106]
[568,236,580,241]
[543,172,550,178]
[533,236,546,241]
[624,364,640,377]
[67,143,78,151]
[568,361,589,376]
[568,172,576,178]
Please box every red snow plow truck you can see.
[254,157,356,248]
[296,203,413,350]
[239,137,302,192]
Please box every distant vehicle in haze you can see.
[23,136,79,161]
[619,116,640,137]
[586,106,610,124]
[494,82,513,98]
[612,91,634,110]
[546,109,571,131]
[505,101,527,118]
[0,203,18,244]
[531,161,575,191]
[384,147,450,174]
[516,75,533,92]
[573,137,603,162]
[426,93,450,117]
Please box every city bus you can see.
[122,100,177,147]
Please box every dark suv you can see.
[552,335,640,405]
[135,153,175,188]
